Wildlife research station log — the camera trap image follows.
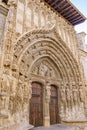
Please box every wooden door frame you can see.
[50,85,60,124]
[29,81,44,127]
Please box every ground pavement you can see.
[30,124,86,130]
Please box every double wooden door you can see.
[29,82,43,127]
[50,86,59,124]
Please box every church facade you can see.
[0,0,87,130]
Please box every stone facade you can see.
[0,0,87,130]
[77,32,87,80]
[77,32,87,52]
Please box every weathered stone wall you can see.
[14,0,79,60]
[0,3,8,68]
[0,13,6,42]
[0,0,87,130]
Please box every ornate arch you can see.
[6,27,86,125]
[12,27,83,86]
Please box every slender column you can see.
[23,0,27,33]
[44,84,51,127]
[58,18,63,39]
[66,28,71,48]
[37,7,42,28]
[68,28,75,53]
[62,20,67,43]
[60,19,67,41]
[31,6,34,27]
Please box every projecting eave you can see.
[44,0,86,26]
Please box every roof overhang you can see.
[43,0,86,26]
[0,3,8,16]
[2,0,8,5]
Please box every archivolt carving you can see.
[10,28,86,119]
[13,28,83,85]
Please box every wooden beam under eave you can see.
[50,0,59,7]
[53,1,67,10]
[55,0,66,8]
[73,20,85,25]
[60,5,72,14]
[57,2,69,10]
[60,8,74,17]
[70,17,83,24]
[46,0,52,4]
[69,16,82,22]
[65,11,77,19]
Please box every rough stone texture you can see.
[0,0,87,130]
[77,32,87,80]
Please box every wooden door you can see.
[29,82,43,127]
[50,85,58,124]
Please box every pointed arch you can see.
[12,28,83,86]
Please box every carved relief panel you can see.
[31,60,56,79]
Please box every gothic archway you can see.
[11,28,84,126]
[12,28,82,83]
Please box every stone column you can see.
[44,84,51,127]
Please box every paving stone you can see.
[30,124,87,130]
[30,124,77,130]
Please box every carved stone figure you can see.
[72,87,78,105]
[1,74,10,93]
[65,87,71,109]
[32,66,39,75]
[79,88,85,102]
[45,84,51,102]
[49,68,55,78]
[60,88,66,103]
[32,62,56,78]
[39,63,48,76]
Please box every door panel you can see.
[30,82,43,127]
[50,86,58,124]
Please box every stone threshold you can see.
[0,122,34,130]
[61,120,87,126]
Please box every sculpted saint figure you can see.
[79,88,85,102]
[45,84,51,101]
[39,63,48,76]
